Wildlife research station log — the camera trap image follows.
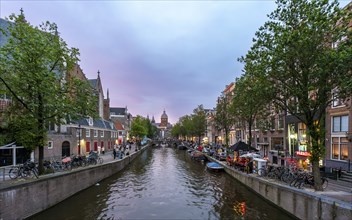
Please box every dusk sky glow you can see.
[1,0,349,124]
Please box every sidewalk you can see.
[312,178,352,203]
[220,160,352,204]
[0,143,140,182]
[99,143,138,163]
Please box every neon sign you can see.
[296,151,311,157]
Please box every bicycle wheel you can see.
[296,179,305,189]
[267,171,276,179]
[258,168,267,177]
[18,167,28,178]
[81,160,87,167]
[32,168,39,178]
[289,178,296,187]
[9,168,19,179]
[98,157,103,164]
[65,163,72,171]
[321,178,328,189]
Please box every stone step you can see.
[336,179,352,187]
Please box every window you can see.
[332,116,348,132]
[48,141,53,149]
[331,137,349,161]
[94,130,98,137]
[101,130,104,137]
[332,88,344,107]
[270,116,275,130]
[76,128,82,137]
[86,129,90,137]
[88,117,93,126]
[278,115,284,130]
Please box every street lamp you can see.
[78,124,81,155]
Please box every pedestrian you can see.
[98,146,101,155]
[113,148,117,159]
[102,146,105,155]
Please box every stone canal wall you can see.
[0,146,148,220]
[221,163,352,220]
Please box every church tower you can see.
[160,110,168,128]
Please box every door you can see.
[62,141,70,157]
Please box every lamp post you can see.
[78,124,81,155]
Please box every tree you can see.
[144,117,157,139]
[0,11,96,174]
[191,105,207,145]
[231,73,273,148]
[171,122,182,139]
[179,115,193,140]
[241,0,352,190]
[214,95,234,148]
[130,115,148,139]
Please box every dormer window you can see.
[88,117,94,126]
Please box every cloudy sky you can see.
[1,0,349,124]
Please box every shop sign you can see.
[295,151,311,157]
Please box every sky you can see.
[0,0,350,124]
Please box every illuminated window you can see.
[331,137,349,161]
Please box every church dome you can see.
[161,110,168,119]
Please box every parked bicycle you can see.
[8,160,38,179]
[290,172,328,189]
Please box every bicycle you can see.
[97,156,103,164]
[8,160,38,179]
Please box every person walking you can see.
[113,148,117,159]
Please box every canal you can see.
[29,147,297,220]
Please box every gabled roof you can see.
[72,118,116,130]
[88,79,99,90]
[0,18,11,48]
[114,120,124,131]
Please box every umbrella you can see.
[229,141,258,152]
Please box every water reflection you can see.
[30,147,297,220]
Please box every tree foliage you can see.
[214,95,234,147]
[191,105,207,144]
[240,0,352,190]
[231,73,273,147]
[0,11,97,173]
[130,115,148,139]
[171,105,206,144]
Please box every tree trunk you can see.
[38,145,44,175]
[248,119,252,150]
[306,120,323,191]
[37,94,45,175]
[312,160,323,191]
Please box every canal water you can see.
[30,147,297,220]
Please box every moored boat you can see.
[206,162,224,171]
[191,151,207,161]
[178,144,187,150]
